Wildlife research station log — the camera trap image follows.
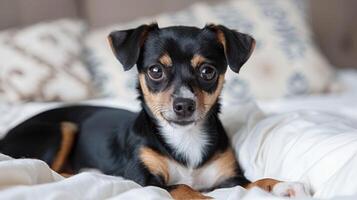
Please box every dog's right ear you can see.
[204,24,255,73]
[108,23,158,71]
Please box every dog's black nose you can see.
[173,98,196,118]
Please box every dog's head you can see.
[108,23,255,127]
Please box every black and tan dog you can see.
[0,23,309,199]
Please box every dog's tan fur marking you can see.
[159,52,172,66]
[139,147,170,184]
[107,36,116,55]
[51,122,77,172]
[139,74,173,121]
[191,54,207,68]
[249,39,256,57]
[216,30,227,54]
[196,74,225,115]
[195,147,237,187]
[213,148,237,179]
[246,178,282,192]
[139,23,157,47]
[60,173,74,178]
[169,184,212,200]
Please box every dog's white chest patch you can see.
[167,159,226,190]
[159,123,208,167]
[159,122,228,190]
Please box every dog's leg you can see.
[167,184,212,200]
[1,121,77,175]
[211,175,251,190]
[246,178,311,197]
[51,122,77,172]
[245,178,279,192]
[271,181,311,197]
[60,173,74,178]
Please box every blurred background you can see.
[2,1,357,198]
[0,0,356,104]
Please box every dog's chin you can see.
[160,112,203,128]
[160,113,195,127]
[168,120,195,127]
[168,121,196,130]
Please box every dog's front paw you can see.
[272,182,311,198]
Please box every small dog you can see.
[0,23,309,199]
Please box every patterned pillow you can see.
[0,19,96,102]
[84,0,335,105]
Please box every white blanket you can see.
[1,70,357,199]
[1,101,357,199]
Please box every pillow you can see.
[84,0,335,104]
[0,19,96,102]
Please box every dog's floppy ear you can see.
[205,24,255,73]
[108,23,158,71]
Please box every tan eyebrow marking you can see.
[159,53,172,66]
[191,54,207,68]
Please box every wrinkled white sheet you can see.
[0,153,303,200]
[1,71,357,199]
[230,105,357,199]
[1,102,357,200]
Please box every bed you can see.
[1,69,357,199]
[1,0,357,199]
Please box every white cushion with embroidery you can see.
[0,19,95,102]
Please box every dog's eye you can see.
[199,64,217,81]
[148,64,164,81]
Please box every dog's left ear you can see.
[108,23,158,71]
[205,24,256,73]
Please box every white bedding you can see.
[1,70,357,199]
